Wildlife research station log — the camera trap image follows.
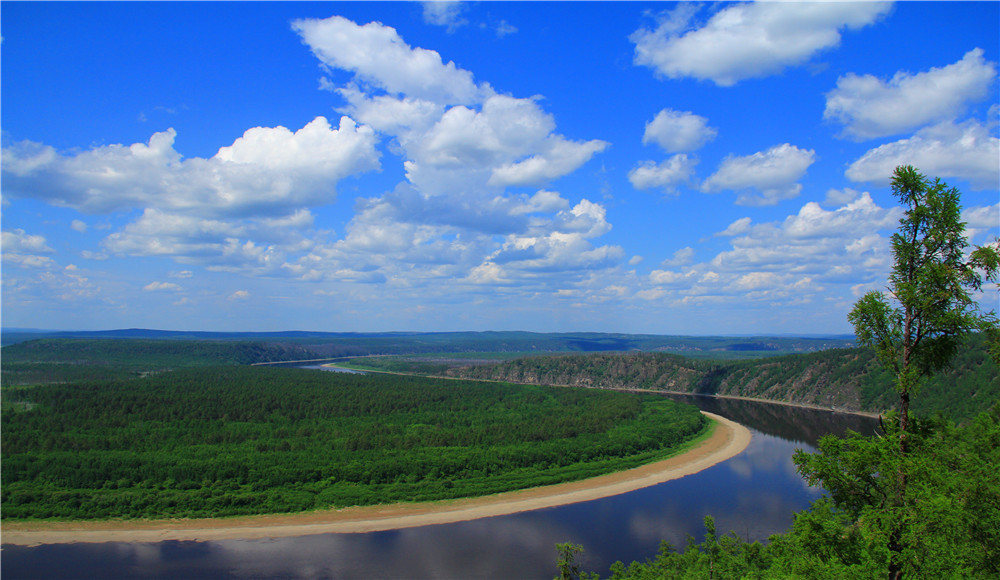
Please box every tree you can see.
[848,165,999,436]
[554,543,586,580]
[843,165,999,579]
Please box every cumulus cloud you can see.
[71,220,87,233]
[642,193,902,306]
[1,116,380,218]
[102,208,314,276]
[716,217,752,237]
[710,193,898,275]
[293,15,486,105]
[631,2,891,86]
[486,200,623,276]
[286,16,616,290]
[702,144,816,205]
[489,136,609,188]
[642,109,717,153]
[963,203,1000,243]
[846,119,1000,189]
[825,49,997,140]
[822,187,864,207]
[662,247,695,267]
[2,229,54,255]
[6,14,618,299]
[628,155,697,193]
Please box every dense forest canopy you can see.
[1,366,708,520]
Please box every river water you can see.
[1,395,878,580]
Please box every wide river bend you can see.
[1,394,878,579]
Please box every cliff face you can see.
[448,340,998,422]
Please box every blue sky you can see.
[2,1,998,335]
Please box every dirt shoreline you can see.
[1,412,750,547]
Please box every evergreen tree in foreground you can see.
[556,166,1000,580]
[839,165,999,580]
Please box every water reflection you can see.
[2,397,878,580]
[668,394,881,446]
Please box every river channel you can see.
[1,394,879,579]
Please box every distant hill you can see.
[2,330,993,422]
[447,334,998,424]
[1,328,854,356]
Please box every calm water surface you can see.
[2,395,878,580]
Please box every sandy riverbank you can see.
[1,412,750,547]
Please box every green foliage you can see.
[848,165,999,403]
[1,366,709,521]
[0,339,316,385]
[452,336,998,424]
[555,543,596,580]
[573,409,1000,579]
[846,166,999,578]
[559,168,999,580]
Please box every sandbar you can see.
[1,412,750,546]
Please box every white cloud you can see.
[143,281,181,292]
[662,247,695,267]
[710,193,898,275]
[716,217,752,237]
[338,88,444,136]
[825,49,997,140]
[494,20,517,38]
[846,119,1000,189]
[628,155,696,193]
[422,2,467,32]
[71,219,87,233]
[963,203,1000,243]
[2,228,60,270]
[5,14,619,305]
[2,253,58,269]
[390,94,603,195]
[964,203,1000,229]
[102,208,310,276]
[822,187,863,207]
[1,116,380,218]
[228,290,250,300]
[649,268,697,287]
[640,193,904,309]
[631,2,891,86]
[2,229,54,254]
[702,144,816,205]
[642,109,717,152]
[509,190,570,216]
[489,136,609,188]
[293,15,486,105]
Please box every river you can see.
[1,395,878,579]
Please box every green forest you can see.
[1,366,708,520]
[447,333,998,425]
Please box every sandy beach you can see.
[1,412,750,547]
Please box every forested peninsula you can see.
[1,365,709,521]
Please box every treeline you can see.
[1,366,708,520]
[0,339,317,385]
[2,331,855,356]
[451,334,998,423]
